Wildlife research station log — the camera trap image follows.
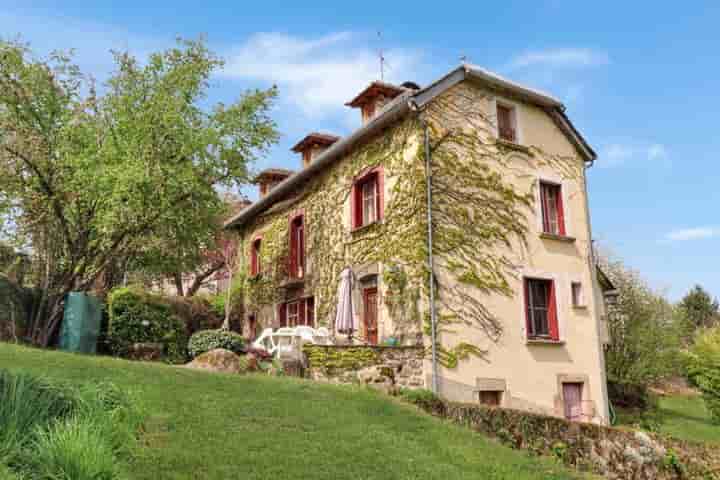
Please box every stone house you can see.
[225,64,612,424]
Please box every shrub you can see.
[107,287,187,363]
[188,329,245,359]
[607,380,650,409]
[165,295,223,336]
[686,327,720,423]
[398,388,445,414]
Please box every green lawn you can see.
[617,394,720,445]
[0,343,584,480]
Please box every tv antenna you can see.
[377,31,386,81]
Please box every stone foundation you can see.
[303,345,425,390]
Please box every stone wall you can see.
[409,398,719,479]
[303,345,425,391]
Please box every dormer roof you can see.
[344,81,405,108]
[290,132,341,153]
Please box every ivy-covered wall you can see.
[237,116,427,344]
[234,78,608,422]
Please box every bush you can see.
[188,329,245,359]
[107,287,187,363]
[165,295,223,336]
[397,388,445,414]
[607,380,650,409]
[686,327,720,423]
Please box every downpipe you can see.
[410,99,440,394]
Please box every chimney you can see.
[253,168,294,198]
[291,132,340,168]
[345,81,406,125]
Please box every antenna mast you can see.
[377,31,385,81]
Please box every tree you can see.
[678,285,719,336]
[600,255,683,386]
[686,327,720,423]
[0,38,278,345]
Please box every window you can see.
[540,181,566,236]
[289,215,305,278]
[479,391,502,407]
[352,168,383,229]
[497,103,517,142]
[524,278,559,340]
[571,282,585,308]
[250,238,261,276]
[279,297,315,328]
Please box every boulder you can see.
[185,348,243,374]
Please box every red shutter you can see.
[307,297,315,327]
[556,187,566,236]
[548,280,559,340]
[376,169,384,220]
[351,183,361,229]
[299,299,307,326]
[279,303,287,327]
[250,241,258,276]
[523,278,531,336]
[298,221,305,276]
[289,220,297,277]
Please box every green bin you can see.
[58,292,102,354]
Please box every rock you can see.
[185,348,243,374]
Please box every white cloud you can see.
[598,142,669,167]
[510,48,609,69]
[647,143,668,161]
[664,227,719,242]
[222,32,422,118]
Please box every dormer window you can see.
[254,169,294,199]
[496,102,517,143]
[345,81,404,125]
[352,167,383,230]
[291,132,340,169]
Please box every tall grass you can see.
[31,417,119,480]
[0,370,143,480]
[0,371,75,463]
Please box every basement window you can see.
[478,390,502,407]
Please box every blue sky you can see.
[4,1,719,301]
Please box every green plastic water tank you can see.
[58,292,102,354]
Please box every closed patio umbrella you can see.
[334,267,356,337]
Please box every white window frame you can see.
[534,175,573,238]
[491,97,523,145]
[571,281,587,308]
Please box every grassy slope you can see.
[656,395,720,444]
[0,343,583,480]
[616,394,720,445]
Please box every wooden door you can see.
[563,383,583,421]
[363,287,378,345]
